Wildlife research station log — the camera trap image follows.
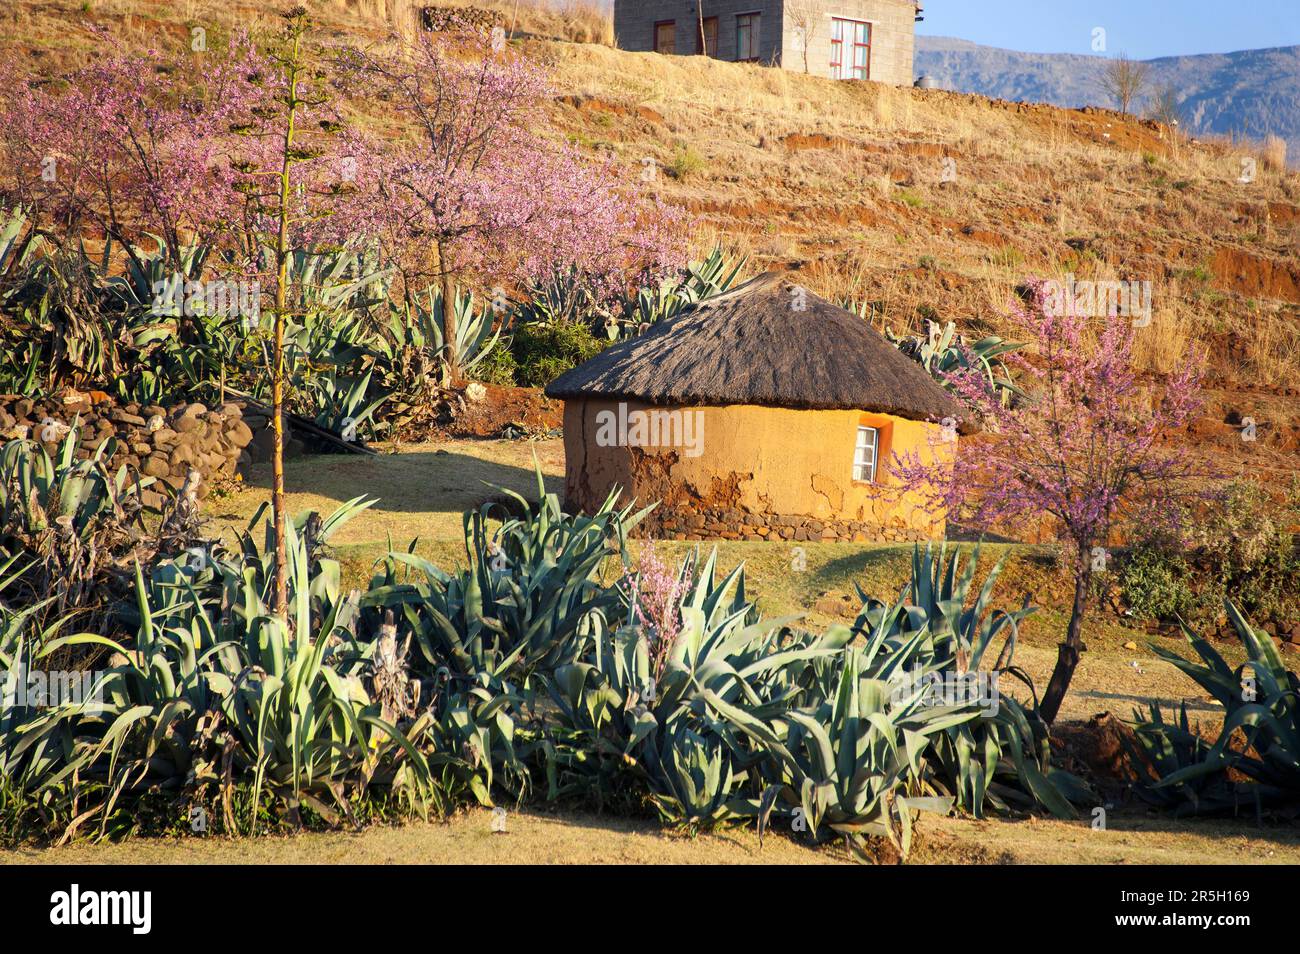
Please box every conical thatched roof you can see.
[546,272,969,430]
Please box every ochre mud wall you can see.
[562,399,952,541]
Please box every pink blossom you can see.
[621,543,693,679]
[891,281,1212,550]
[336,25,689,302]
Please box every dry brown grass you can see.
[539,42,1300,480]
[1261,134,1289,174]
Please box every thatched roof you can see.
[546,272,970,431]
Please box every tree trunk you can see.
[435,239,459,384]
[1038,550,1091,724]
[269,25,304,621]
[271,297,288,619]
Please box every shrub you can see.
[1118,480,1300,630]
[1116,537,1208,624]
[510,319,606,387]
[665,144,705,181]
[471,345,519,386]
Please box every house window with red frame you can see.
[830,18,871,79]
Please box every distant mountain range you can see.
[915,36,1300,162]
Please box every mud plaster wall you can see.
[562,399,950,540]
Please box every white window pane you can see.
[854,427,878,481]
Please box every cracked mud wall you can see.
[562,399,951,538]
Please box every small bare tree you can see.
[1148,84,1184,128]
[785,0,828,73]
[1098,53,1151,116]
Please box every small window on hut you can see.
[655,21,676,55]
[853,426,879,483]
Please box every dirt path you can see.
[6,806,1298,865]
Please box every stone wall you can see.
[0,393,253,508]
[419,4,501,32]
[648,504,930,543]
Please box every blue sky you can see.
[916,0,1300,58]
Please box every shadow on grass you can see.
[1075,688,1222,714]
[237,448,560,518]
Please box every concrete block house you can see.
[613,0,924,86]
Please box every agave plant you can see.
[853,544,1083,818]
[1131,602,1300,812]
[380,284,505,391]
[609,247,747,341]
[283,245,391,316]
[885,320,1023,408]
[103,234,212,312]
[540,549,832,824]
[515,265,614,329]
[0,207,44,307]
[309,368,388,443]
[370,470,647,682]
[746,646,970,859]
[0,427,179,633]
[1,498,449,842]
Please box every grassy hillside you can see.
[915,36,1300,163]
[7,0,1300,491]
[540,41,1300,488]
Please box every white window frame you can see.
[853,426,879,482]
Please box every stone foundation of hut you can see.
[645,506,931,543]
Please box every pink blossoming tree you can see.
[339,22,687,379]
[893,283,1209,723]
[0,29,263,277]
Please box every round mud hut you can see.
[544,273,970,542]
